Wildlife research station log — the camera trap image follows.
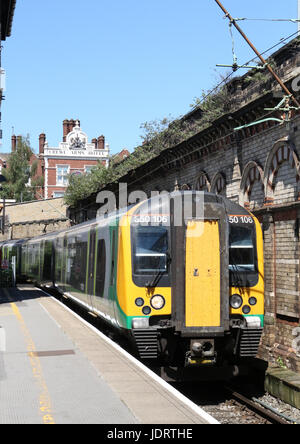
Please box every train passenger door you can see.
[61,235,68,292]
[87,228,96,309]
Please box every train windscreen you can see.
[131,224,171,288]
[133,226,168,274]
[229,223,258,287]
[229,226,255,271]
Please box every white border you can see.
[39,288,219,425]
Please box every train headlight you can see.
[249,297,257,306]
[135,298,144,307]
[242,305,251,315]
[230,294,243,310]
[150,295,165,310]
[142,306,152,315]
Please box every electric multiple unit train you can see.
[0,192,264,373]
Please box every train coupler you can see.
[185,339,217,366]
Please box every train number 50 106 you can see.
[229,215,253,224]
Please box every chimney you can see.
[17,136,22,150]
[11,135,16,152]
[97,135,105,150]
[63,119,69,142]
[39,133,46,155]
[69,119,75,133]
[92,138,98,148]
[63,119,80,141]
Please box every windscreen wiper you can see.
[146,252,171,288]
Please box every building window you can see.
[53,192,65,198]
[85,165,95,174]
[57,165,70,186]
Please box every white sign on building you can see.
[42,120,110,199]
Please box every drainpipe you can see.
[272,214,277,321]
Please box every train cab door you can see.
[87,227,96,310]
[170,194,229,335]
[185,220,221,328]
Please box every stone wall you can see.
[0,197,70,241]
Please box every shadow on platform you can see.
[0,285,50,305]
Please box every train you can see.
[0,191,264,376]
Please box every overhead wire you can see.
[126,23,300,188]
[233,18,300,23]
[124,108,286,191]
[74,105,286,217]
[71,30,300,215]
[190,29,300,113]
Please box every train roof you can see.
[23,191,251,245]
[25,205,132,244]
[0,238,28,247]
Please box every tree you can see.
[64,76,234,207]
[0,136,43,202]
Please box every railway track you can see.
[193,383,300,424]
[222,387,292,424]
[49,289,299,425]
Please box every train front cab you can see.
[171,194,264,368]
[170,193,230,367]
[117,192,264,372]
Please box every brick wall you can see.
[256,206,300,372]
[46,158,101,199]
[70,116,300,372]
[143,121,300,371]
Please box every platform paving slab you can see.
[0,287,138,424]
[0,286,217,424]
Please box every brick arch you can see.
[239,161,264,209]
[211,172,226,195]
[180,183,191,191]
[194,171,211,191]
[264,139,300,204]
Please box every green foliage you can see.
[190,74,232,128]
[0,136,39,202]
[139,116,183,153]
[65,76,233,207]
[65,164,112,207]
[64,144,160,207]
[276,356,287,369]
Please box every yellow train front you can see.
[117,191,264,373]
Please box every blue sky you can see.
[1,0,299,155]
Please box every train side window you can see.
[68,234,88,293]
[55,237,63,282]
[43,240,52,281]
[110,230,116,286]
[96,239,106,297]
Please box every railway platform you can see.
[0,285,218,425]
